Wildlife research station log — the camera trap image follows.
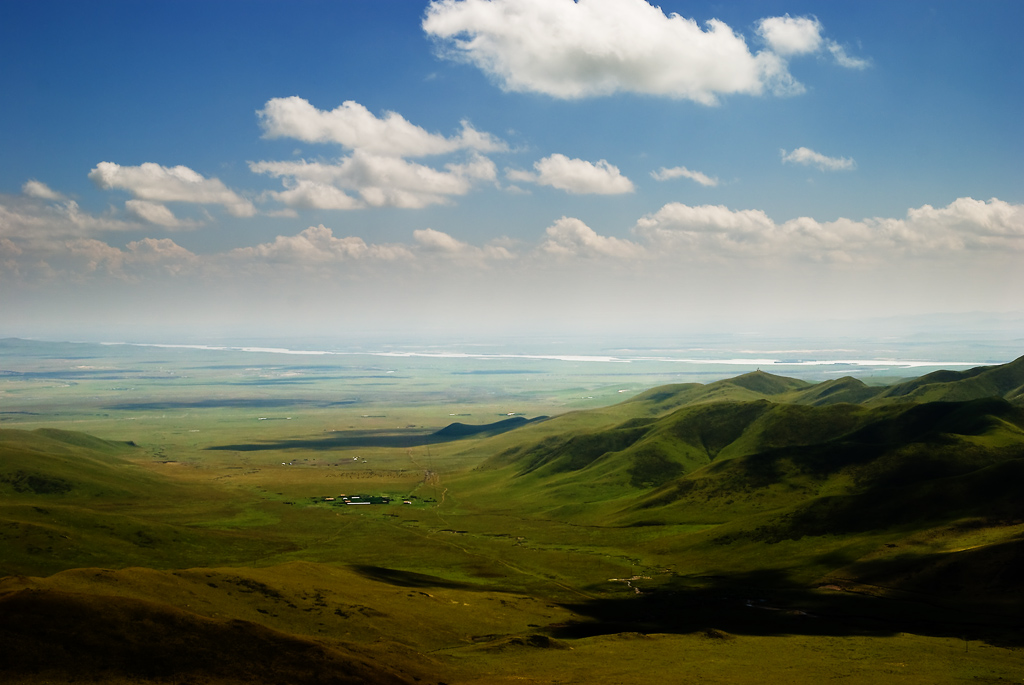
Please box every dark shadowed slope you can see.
[0,588,416,685]
[432,415,548,437]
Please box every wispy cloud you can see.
[826,41,870,70]
[781,147,856,172]
[125,200,201,229]
[22,180,65,201]
[651,165,719,187]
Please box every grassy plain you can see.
[1,339,1023,683]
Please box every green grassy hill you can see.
[3,356,1024,683]
[0,428,145,497]
[872,355,1024,404]
[471,396,1023,515]
[0,428,317,576]
[602,356,1024,411]
[787,375,884,405]
[451,358,1024,620]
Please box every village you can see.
[314,494,417,506]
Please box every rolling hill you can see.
[455,356,1024,615]
[3,355,1024,683]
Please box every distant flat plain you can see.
[3,335,1015,443]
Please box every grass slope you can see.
[873,354,1024,404]
[0,429,327,575]
[3,357,1024,683]
[0,428,145,498]
[455,369,1024,622]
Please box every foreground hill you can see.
[0,582,417,685]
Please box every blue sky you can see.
[1,0,1022,344]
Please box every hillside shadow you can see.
[549,568,1024,646]
[208,430,458,451]
[350,565,480,590]
[207,417,545,451]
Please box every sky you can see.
[1,0,1022,346]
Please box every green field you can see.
[2,339,1023,684]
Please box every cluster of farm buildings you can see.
[321,494,412,505]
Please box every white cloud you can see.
[540,216,644,258]
[826,41,870,70]
[781,147,856,172]
[0,195,142,245]
[61,200,143,233]
[904,197,1024,246]
[253,98,503,210]
[413,227,468,253]
[424,0,858,104]
[89,162,257,217]
[651,165,719,187]
[251,150,497,210]
[65,238,126,273]
[7,188,1019,296]
[633,203,776,257]
[125,200,201,229]
[22,180,65,200]
[124,238,199,274]
[507,154,634,194]
[64,237,198,277]
[0,191,210,283]
[414,227,515,261]
[633,197,1024,261]
[257,96,506,156]
[757,15,823,56]
[262,179,365,211]
[230,224,411,264]
[757,13,868,69]
[229,225,510,267]
[0,237,23,257]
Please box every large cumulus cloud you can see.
[423,0,866,104]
